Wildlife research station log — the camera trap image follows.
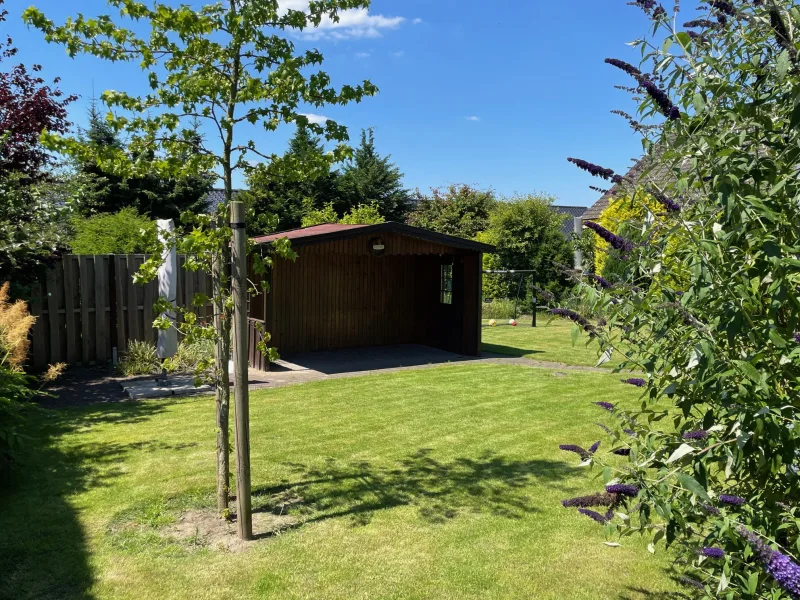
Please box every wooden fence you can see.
[28,254,214,371]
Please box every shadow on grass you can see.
[481,342,544,358]
[252,449,575,528]
[618,584,692,599]
[0,399,171,600]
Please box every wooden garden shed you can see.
[247,222,495,368]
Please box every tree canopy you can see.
[0,1,75,179]
[407,184,496,239]
[243,126,340,233]
[479,194,572,301]
[75,102,214,221]
[337,129,411,221]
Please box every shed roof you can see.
[254,222,496,253]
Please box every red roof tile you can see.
[253,223,370,244]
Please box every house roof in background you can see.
[204,188,244,213]
[254,221,496,253]
[551,205,586,236]
[582,152,675,221]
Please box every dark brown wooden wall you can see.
[265,232,482,357]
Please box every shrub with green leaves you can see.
[70,208,158,255]
[479,194,573,302]
[560,2,800,598]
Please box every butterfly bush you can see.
[561,1,800,597]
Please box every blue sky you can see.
[6,0,668,208]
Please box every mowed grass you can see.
[482,316,622,368]
[0,364,676,600]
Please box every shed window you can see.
[440,264,453,305]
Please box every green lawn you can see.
[482,316,621,368]
[1,364,676,600]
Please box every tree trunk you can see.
[213,243,232,513]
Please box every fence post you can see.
[573,217,584,270]
[231,201,252,540]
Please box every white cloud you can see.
[391,50,405,57]
[280,2,406,40]
[300,113,331,125]
[465,116,480,122]
[412,18,423,25]
[355,51,371,58]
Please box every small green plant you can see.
[118,340,160,376]
[170,339,214,374]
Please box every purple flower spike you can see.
[702,547,725,558]
[589,440,601,454]
[594,401,615,412]
[650,190,682,213]
[719,494,746,506]
[561,492,617,508]
[606,484,639,497]
[567,158,618,181]
[612,448,631,456]
[586,273,612,289]
[623,428,636,437]
[559,444,592,461]
[794,332,800,344]
[709,0,735,16]
[622,378,646,388]
[604,58,642,78]
[595,422,613,435]
[578,507,614,524]
[637,77,680,121]
[740,528,800,598]
[584,221,634,253]
[701,504,720,515]
[683,430,708,440]
[679,576,705,591]
[684,19,716,29]
[550,308,595,332]
[630,0,657,14]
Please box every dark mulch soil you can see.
[35,366,149,409]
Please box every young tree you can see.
[0,1,75,179]
[407,183,496,239]
[337,128,410,221]
[479,194,572,302]
[243,125,340,232]
[24,0,376,537]
[558,1,800,597]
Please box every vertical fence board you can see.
[63,256,78,365]
[79,256,91,364]
[94,256,108,362]
[114,256,126,352]
[125,255,139,343]
[45,266,61,365]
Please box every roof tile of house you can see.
[582,153,675,221]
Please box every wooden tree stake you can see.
[231,201,252,540]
